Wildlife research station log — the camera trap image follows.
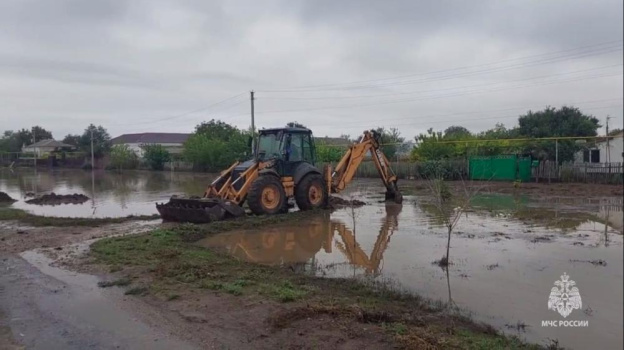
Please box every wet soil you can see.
[410,180,624,198]
[328,196,367,209]
[25,192,90,205]
[0,191,16,203]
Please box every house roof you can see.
[111,133,191,145]
[24,139,73,148]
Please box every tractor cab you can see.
[256,127,317,176]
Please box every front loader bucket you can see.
[156,197,245,224]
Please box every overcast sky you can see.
[1,0,622,140]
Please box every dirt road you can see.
[0,253,197,350]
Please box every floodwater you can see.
[197,187,624,350]
[2,169,623,349]
[0,169,214,218]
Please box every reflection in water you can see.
[0,169,216,218]
[198,203,402,276]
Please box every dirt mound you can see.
[25,192,90,205]
[328,196,366,209]
[0,191,16,203]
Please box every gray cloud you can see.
[0,0,622,140]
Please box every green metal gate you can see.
[469,155,531,182]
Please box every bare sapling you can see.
[425,173,485,268]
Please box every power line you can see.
[247,71,622,116]
[259,64,623,100]
[295,99,624,129]
[259,41,623,92]
[117,92,247,126]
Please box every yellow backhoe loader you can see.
[156,127,402,223]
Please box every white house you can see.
[575,131,624,164]
[22,139,74,157]
[111,133,190,156]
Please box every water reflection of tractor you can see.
[199,203,402,275]
[157,127,402,223]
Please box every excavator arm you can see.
[325,130,403,203]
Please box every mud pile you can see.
[0,191,16,203]
[25,192,90,205]
[328,196,366,209]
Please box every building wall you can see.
[120,143,185,157]
[575,135,624,164]
[21,146,57,157]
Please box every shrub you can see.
[141,144,171,171]
[109,144,139,171]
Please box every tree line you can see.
[0,105,608,171]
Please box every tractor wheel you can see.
[295,173,327,211]
[248,175,287,215]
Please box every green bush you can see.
[183,120,248,172]
[141,144,171,171]
[109,144,139,171]
[316,142,344,162]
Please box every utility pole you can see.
[250,90,256,152]
[32,127,36,168]
[606,115,612,163]
[90,127,95,169]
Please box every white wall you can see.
[575,135,623,164]
[119,143,184,157]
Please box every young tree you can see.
[62,134,82,148]
[286,121,307,128]
[79,124,111,158]
[374,127,405,159]
[141,144,171,170]
[184,120,248,171]
[109,144,139,171]
[516,106,600,162]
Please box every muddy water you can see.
[198,188,624,350]
[0,169,214,218]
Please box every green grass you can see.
[451,329,543,350]
[97,277,131,288]
[125,286,149,296]
[0,207,159,227]
[89,213,544,350]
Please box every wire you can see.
[117,92,247,126]
[248,71,622,115]
[259,41,623,92]
[259,64,623,100]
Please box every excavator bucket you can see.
[156,196,246,224]
[384,182,403,204]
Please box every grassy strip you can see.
[90,215,546,350]
[0,207,160,227]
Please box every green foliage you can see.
[79,124,111,158]
[141,144,171,170]
[62,134,81,147]
[109,144,139,170]
[411,128,461,160]
[184,119,248,171]
[316,142,344,162]
[516,106,600,162]
[0,126,53,153]
[608,128,622,136]
[374,127,405,159]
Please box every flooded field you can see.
[197,186,623,350]
[1,169,623,349]
[0,169,215,218]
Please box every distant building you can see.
[111,133,190,156]
[22,139,74,157]
[575,131,624,164]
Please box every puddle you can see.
[0,169,215,218]
[198,193,623,350]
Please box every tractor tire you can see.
[248,175,287,216]
[295,173,327,211]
